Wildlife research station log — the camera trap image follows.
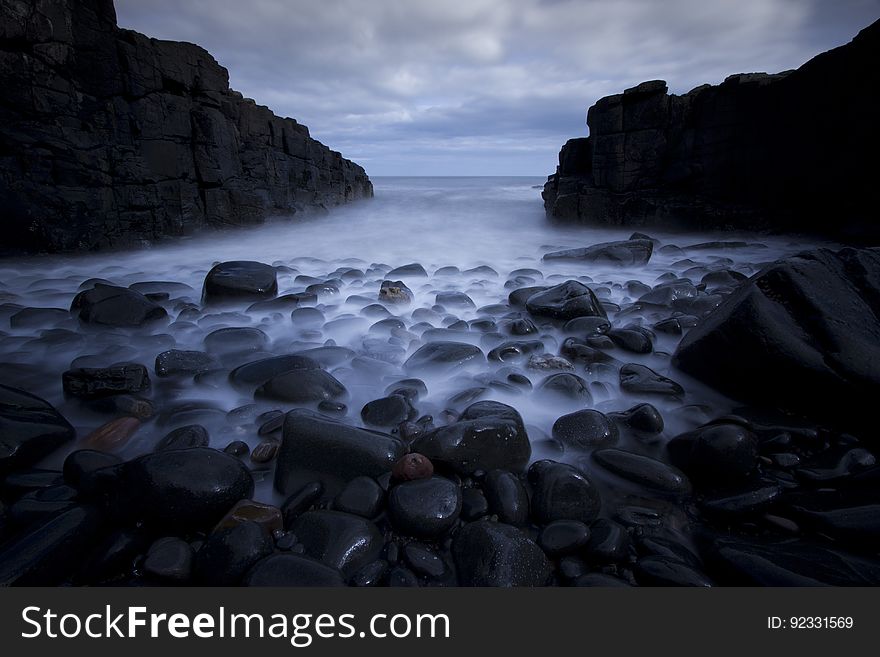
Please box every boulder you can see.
[203,261,278,302]
[0,384,75,474]
[543,239,653,266]
[453,521,551,587]
[674,248,880,437]
[71,285,167,327]
[525,280,606,321]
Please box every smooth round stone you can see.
[385,378,428,401]
[224,440,249,457]
[361,395,413,427]
[155,424,209,451]
[71,284,167,327]
[113,448,254,529]
[610,403,664,434]
[592,449,691,494]
[538,520,591,556]
[483,470,530,526]
[294,346,356,367]
[243,554,345,587]
[607,327,653,353]
[317,400,347,416]
[404,341,484,373]
[528,460,601,525]
[435,291,475,308]
[667,423,760,485]
[195,521,274,585]
[573,573,632,587]
[255,369,347,403]
[62,363,150,399]
[619,363,684,396]
[290,307,325,327]
[551,409,618,449]
[387,263,428,278]
[583,519,631,563]
[461,487,489,520]
[563,316,611,335]
[391,453,434,481]
[292,510,384,577]
[388,477,462,538]
[143,537,194,582]
[635,556,713,587]
[403,543,446,578]
[281,481,324,527]
[333,476,385,518]
[488,340,544,363]
[537,372,592,402]
[410,401,531,475]
[203,261,277,302]
[351,560,389,587]
[154,349,218,377]
[0,385,75,474]
[453,520,550,586]
[250,440,279,464]
[62,450,122,488]
[525,280,606,321]
[204,327,269,355]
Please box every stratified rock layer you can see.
[0,0,372,253]
[543,20,880,239]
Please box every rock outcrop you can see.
[0,0,372,254]
[543,20,880,239]
[673,246,880,438]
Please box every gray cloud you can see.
[115,0,880,175]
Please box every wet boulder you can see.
[388,476,462,538]
[274,410,407,496]
[62,363,150,399]
[453,520,551,587]
[410,401,531,474]
[667,423,760,486]
[551,409,618,449]
[543,239,654,266]
[0,384,75,474]
[111,448,254,530]
[674,247,880,437]
[292,510,384,577]
[619,363,684,396]
[528,460,602,524]
[203,261,277,302]
[71,284,167,327]
[255,368,347,404]
[404,341,484,373]
[525,280,606,321]
[378,280,413,304]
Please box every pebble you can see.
[388,477,462,538]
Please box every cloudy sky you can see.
[115,0,879,176]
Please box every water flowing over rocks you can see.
[0,173,878,586]
[0,0,372,254]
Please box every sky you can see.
[115,0,879,176]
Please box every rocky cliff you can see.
[543,20,880,240]
[0,0,373,254]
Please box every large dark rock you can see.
[404,342,484,373]
[243,554,346,587]
[292,510,384,577]
[112,447,254,529]
[525,280,606,321]
[410,401,531,474]
[71,285,167,327]
[543,239,653,266]
[203,262,278,302]
[0,505,104,585]
[228,354,321,390]
[0,0,371,254]
[673,247,880,437]
[62,363,150,399]
[528,460,602,524]
[543,21,880,239]
[255,368,347,404]
[667,423,759,486]
[195,521,274,586]
[453,520,551,587]
[274,410,407,496]
[0,384,76,474]
[387,477,462,538]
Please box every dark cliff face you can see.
[543,20,880,240]
[0,0,373,254]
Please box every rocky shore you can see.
[543,20,880,240]
[1,233,878,586]
[0,0,372,254]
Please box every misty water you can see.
[0,177,831,503]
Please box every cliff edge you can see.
[543,20,880,240]
[0,0,373,253]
